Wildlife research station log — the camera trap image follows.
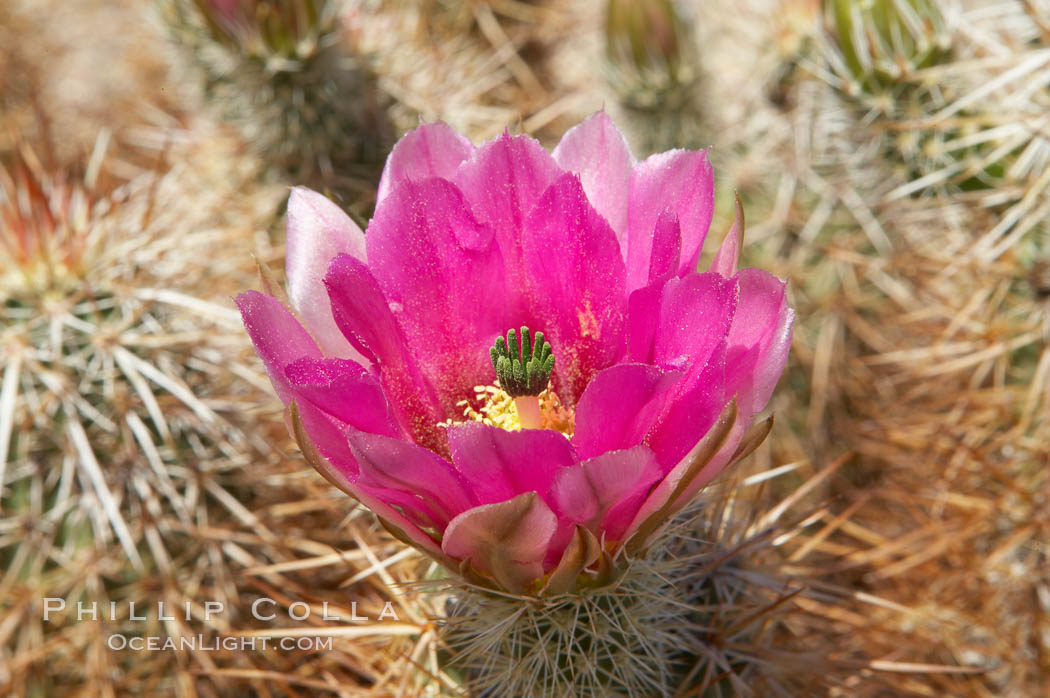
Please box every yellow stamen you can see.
[439,383,575,436]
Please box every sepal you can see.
[541,526,601,595]
[624,398,738,555]
[710,194,744,278]
[288,401,451,563]
[442,492,558,594]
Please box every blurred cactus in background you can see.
[811,0,1050,203]
[606,0,691,108]
[605,0,704,152]
[360,0,577,150]
[684,1,1050,690]
[765,0,820,109]
[190,0,333,62]
[822,0,952,106]
[0,155,94,299]
[775,0,821,60]
[0,138,283,693]
[817,0,964,193]
[161,0,390,183]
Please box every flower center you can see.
[438,326,574,434]
[489,326,554,430]
[489,326,554,397]
[446,384,574,436]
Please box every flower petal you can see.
[236,290,322,404]
[552,110,635,242]
[572,363,680,459]
[323,255,399,364]
[574,344,728,475]
[285,357,403,438]
[290,397,359,477]
[353,482,448,556]
[647,209,681,285]
[549,445,661,542]
[625,149,714,291]
[285,187,369,361]
[455,132,563,311]
[623,398,739,550]
[522,173,627,403]
[377,122,476,204]
[646,343,729,469]
[628,272,737,370]
[293,401,450,531]
[366,178,509,413]
[624,282,663,366]
[324,255,447,451]
[726,269,794,416]
[447,422,577,506]
[345,428,478,523]
[289,402,446,558]
[442,492,558,593]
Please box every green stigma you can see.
[489,326,555,397]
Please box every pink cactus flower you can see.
[238,112,793,594]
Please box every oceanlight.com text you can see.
[106,635,334,652]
